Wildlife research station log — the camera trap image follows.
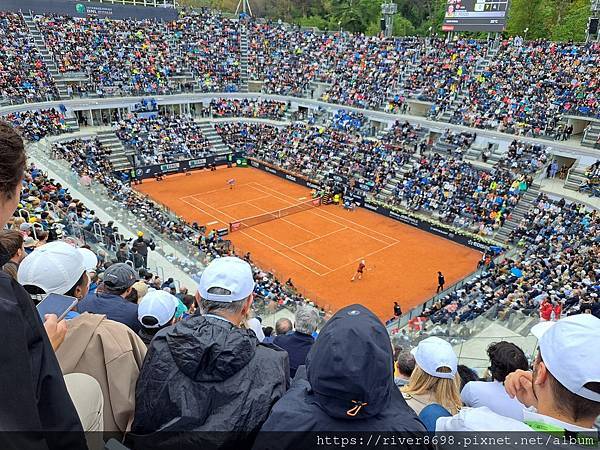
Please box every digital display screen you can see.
[442,0,510,32]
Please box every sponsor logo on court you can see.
[467,239,489,251]
[188,158,207,168]
[430,226,449,236]
[364,203,379,211]
[160,163,180,172]
[306,182,320,189]
[250,161,260,168]
[285,174,297,182]
[388,210,419,226]
[265,167,277,175]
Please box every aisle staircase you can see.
[22,14,71,100]
[239,27,250,93]
[494,183,541,243]
[564,162,589,191]
[199,122,230,153]
[581,121,600,149]
[96,130,132,172]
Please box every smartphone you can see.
[36,293,78,322]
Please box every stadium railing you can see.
[29,139,211,278]
[391,305,539,375]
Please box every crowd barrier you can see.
[125,152,244,180]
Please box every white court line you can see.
[180,197,326,276]
[219,194,272,209]
[291,226,348,248]
[249,182,399,245]
[320,242,399,276]
[235,229,326,276]
[206,221,219,226]
[179,182,260,200]
[248,201,321,238]
[188,196,334,272]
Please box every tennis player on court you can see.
[227,178,236,189]
[351,259,366,282]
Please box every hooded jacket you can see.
[0,244,87,450]
[56,312,147,432]
[130,314,289,449]
[253,304,426,450]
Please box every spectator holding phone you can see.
[0,121,87,449]
[18,241,147,434]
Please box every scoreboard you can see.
[442,0,510,32]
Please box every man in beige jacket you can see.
[18,241,147,434]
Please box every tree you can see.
[393,14,416,36]
[551,0,590,41]
[506,0,555,39]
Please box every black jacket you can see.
[254,304,426,450]
[130,314,289,449]
[0,244,86,450]
[273,331,314,379]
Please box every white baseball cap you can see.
[78,248,98,273]
[530,320,556,340]
[138,290,179,328]
[537,314,600,402]
[18,241,86,295]
[198,256,255,303]
[411,336,458,379]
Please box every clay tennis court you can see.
[135,167,481,319]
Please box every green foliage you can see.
[393,14,416,36]
[180,0,591,42]
[551,0,590,41]
[296,14,332,30]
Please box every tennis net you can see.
[229,197,322,232]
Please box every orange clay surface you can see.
[135,167,481,320]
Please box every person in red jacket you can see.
[552,301,562,321]
[539,298,553,321]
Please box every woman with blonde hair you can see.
[401,336,462,415]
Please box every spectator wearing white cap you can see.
[131,256,289,449]
[18,241,147,434]
[401,336,462,415]
[137,290,182,346]
[437,314,600,437]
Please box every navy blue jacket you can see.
[253,305,426,449]
[273,331,314,378]
[78,292,140,333]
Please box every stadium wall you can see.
[247,158,502,254]
[4,0,178,20]
[128,153,242,180]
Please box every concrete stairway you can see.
[22,14,70,100]
[581,121,600,149]
[199,122,230,153]
[494,183,541,243]
[97,130,132,172]
[239,27,250,93]
[464,143,485,162]
[64,116,80,132]
[564,162,588,191]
